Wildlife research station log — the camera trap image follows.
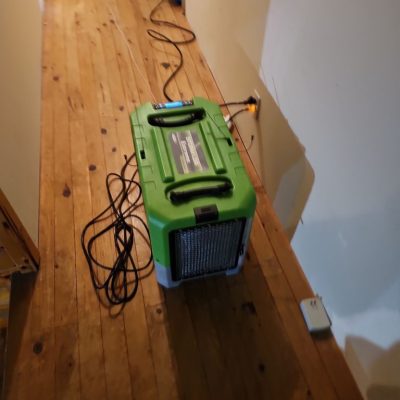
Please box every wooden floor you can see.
[4,0,361,399]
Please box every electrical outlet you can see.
[254,89,261,120]
[300,296,331,333]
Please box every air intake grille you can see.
[170,219,245,281]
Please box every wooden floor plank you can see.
[164,288,210,400]
[82,1,115,118]
[204,277,252,400]
[5,1,362,399]
[70,119,108,400]
[184,281,236,400]
[120,0,164,102]
[226,273,278,400]
[52,0,78,330]
[81,63,134,400]
[51,2,82,398]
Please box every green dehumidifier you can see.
[130,97,256,288]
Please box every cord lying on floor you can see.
[147,0,196,101]
[81,154,153,306]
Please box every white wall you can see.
[187,0,400,397]
[262,0,400,398]
[0,0,42,244]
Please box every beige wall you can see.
[0,0,42,244]
[186,0,314,239]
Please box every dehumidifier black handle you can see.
[170,181,233,203]
[148,109,204,127]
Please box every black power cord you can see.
[81,154,153,306]
[147,0,196,102]
[219,96,258,108]
[227,107,248,123]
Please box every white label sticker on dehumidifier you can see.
[169,130,209,174]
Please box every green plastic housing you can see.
[130,97,256,285]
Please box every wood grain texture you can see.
[5,0,361,399]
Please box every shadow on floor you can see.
[2,273,36,399]
[163,249,311,399]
